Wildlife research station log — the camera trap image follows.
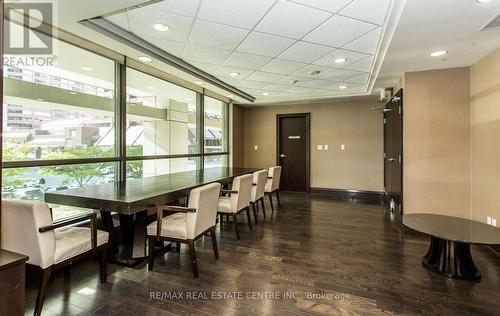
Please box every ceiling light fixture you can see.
[262,92,269,96]
[334,58,347,64]
[138,56,153,62]
[430,50,448,57]
[339,85,348,89]
[152,23,171,32]
[229,72,240,77]
[81,67,93,71]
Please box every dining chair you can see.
[250,169,268,223]
[217,174,253,240]
[147,182,221,278]
[265,166,282,212]
[1,200,109,316]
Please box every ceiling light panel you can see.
[223,52,272,69]
[236,32,295,57]
[255,0,331,39]
[304,15,377,47]
[198,0,276,29]
[188,20,249,50]
[259,59,308,75]
[314,49,370,67]
[289,0,354,14]
[339,0,392,25]
[278,41,335,63]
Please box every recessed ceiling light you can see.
[262,92,269,96]
[334,58,347,64]
[309,70,321,75]
[195,81,204,85]
[430,50,448,57]
[146,86,154,90]
[229,72,240,77]
[152,23,171,32]
[138,56,153,62]
[339,85,348,90]
[81,67,93,71]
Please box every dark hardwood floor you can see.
[25,192,500,316]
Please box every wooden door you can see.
[384,89,403,210]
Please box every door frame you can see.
[276,113,311,192]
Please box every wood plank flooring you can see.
[25,192,500,315]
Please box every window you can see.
[3,38,116,161]
[126,157,200,179]
[204,96,228,153]
[204,155,228,169]
[126,68,199,157]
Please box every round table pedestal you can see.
[422,236,481,281]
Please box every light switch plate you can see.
[317,145,323,150]
[324,145,329,150]
[254,145,258,150]
[492,218,497,227]
[487,216,492,225]
[341,144,346,151]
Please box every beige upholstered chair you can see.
[147,182,221,278]
[250,169,268,223]
[1,200,108,316]
[265,166,282,212]
[217,174,253,240]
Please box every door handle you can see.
[280,154,287,158]
[387,158,396,162]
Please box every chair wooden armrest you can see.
[39,213,98,250]
[156,205,197,213]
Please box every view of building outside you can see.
[2,27,228,219]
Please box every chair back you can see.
[267,166,282,192]
[231,174,253,212]
[1,200,55,269]
[251,170,268,202]
[186,183,221,239]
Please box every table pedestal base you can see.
[422,236,481,281]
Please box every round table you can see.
[403,213,500,281]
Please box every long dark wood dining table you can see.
[44,167,260,266]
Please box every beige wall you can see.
[231,104,245,168]
[470,47,500,223]
[403,68,471,218]
[242,100,384,192]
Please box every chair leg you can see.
[245,207,253,230]
[261,198,266,218]
[268,193,274,213]
[232,213,240,240]
[148,237,155,271]
[276,190,281,206]
[34,267,52,316]
[252,203,258,224]
[176,242,181,253]
[100,246,107,283]
[187,239,198,278]
[210,226,219,259]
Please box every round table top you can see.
[403,213,500,245]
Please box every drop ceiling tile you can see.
[292,64,340,78]
[301,79,343,88]
[343,27,382,54]
[339,0,391,25]
[237,80,270,89]
[277,75,312,85]
[246,71,285,83]
[189,61,221,73]
[259,59,307,75]
[198,0,275,29]
[289,0,354,13]
[347,72,370,84]
[303,15,376,47]
[106,13,130,31]
[286,86,312,94]
[255,1,331,39]
[223,52,272,70]
[278,41,334,63]
[313,49,370,67]
[183,44,232,64]
[237,32,295,57]
[188,20,249,50]
[262,83,294,92]
[215,66,255,80]
[344,56,374,72]
[323,69,363,81]
[143,37,186,56]
[128,10,194,42]
[147,0,200,17]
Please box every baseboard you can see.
[310,187,384,203]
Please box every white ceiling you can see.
[103,0,397,103]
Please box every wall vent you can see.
[481,13,500,31]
